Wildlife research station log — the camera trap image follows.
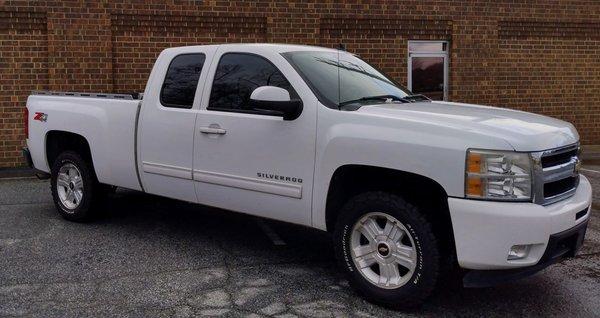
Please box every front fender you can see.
[311,108,514,230]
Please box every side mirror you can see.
[249,86,303,120]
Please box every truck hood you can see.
[356,101,578,151]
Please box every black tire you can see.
[50,151,104,222]
[333,191,440,309]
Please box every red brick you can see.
[0,0,599,168]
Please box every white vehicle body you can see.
[25,44,592,287]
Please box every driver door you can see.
[192,48,317,226]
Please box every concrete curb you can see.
[582,145,600,161]
[0,167,36,179]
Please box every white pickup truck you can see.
[23,44,592,308]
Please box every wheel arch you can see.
[46,130,95,174]
[325,164,456,265]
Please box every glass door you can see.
[408,41,449,101]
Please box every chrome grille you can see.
[532,144,580,205]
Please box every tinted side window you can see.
[160,54,206,109]
[209,53,293,111]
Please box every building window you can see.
[408,41,449,101]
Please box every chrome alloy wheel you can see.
[56,163,84,211]
[350,212,418,289]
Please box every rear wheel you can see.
[333,192,440,309]
[50,151,104,222]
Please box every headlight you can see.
[465,149,532,201]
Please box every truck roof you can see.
[162,43,340,55]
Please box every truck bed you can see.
[26,91,143,191]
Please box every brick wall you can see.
[111,12,267,93]
[1,0,600,167]
[0,10,47,167]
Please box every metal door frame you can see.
[407,41,449,101]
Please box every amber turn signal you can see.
[466,176,483,197]
[467,152,482,173]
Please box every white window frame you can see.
[407,40,449,101]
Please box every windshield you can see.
[282,51,411,108]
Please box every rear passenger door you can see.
[138,47,216,202]
[192,47,317,226]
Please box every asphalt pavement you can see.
[0,169,599,317]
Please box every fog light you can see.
[508,245,530,260]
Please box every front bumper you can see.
[448,175,592,272]
[463,218,588,287]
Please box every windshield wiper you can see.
[338,95,408,107]
[402,94,430,102]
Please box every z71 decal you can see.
[33,112,48,122]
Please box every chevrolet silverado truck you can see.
[23,44,592,308]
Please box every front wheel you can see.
[333,192,440,309]
[50,151,104,222]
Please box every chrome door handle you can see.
[199,126,226,135]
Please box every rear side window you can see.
[160,54,206,109]
[208,53,294,112]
